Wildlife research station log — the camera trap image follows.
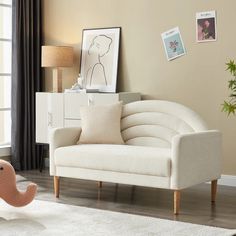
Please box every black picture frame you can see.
[79,27,121,93]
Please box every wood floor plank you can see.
[16,170,236,229]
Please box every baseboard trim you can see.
[0,146,10,157]
[218,175,236,187]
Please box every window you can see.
[0,0,12,147]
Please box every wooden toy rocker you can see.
[0,160,37,207]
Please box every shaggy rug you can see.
[0,199,235,236]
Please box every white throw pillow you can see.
[77,102,124,144]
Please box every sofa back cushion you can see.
[121,100,208,148]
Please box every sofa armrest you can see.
[49,127,82,176]
[171,130,222,190]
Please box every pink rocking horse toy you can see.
[0,160,37,207]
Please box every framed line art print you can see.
[161,27,186,61]
[79,27,121,93]
[196,11,217,42]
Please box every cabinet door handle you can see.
[48,112,52,127]
[88,95,94,106]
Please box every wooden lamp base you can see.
[52,68,62,93]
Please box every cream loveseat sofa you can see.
[49,100,222,214]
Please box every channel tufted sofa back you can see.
[121,100,208,148]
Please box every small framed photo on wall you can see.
[196,11,217,42]
[161,27,186,61]
[79,27,121,93]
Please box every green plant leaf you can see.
[230,93,236,98]
[226,60,236,76]
[228,80,236,89]
[222,59,236,116]
[222,101,236,116]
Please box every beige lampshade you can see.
[41,46,74,68]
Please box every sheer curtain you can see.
[11,0,42,170]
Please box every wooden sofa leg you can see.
[174,190,180,215]
[211,180,217,203]
[54,176,60,198]
[98,181,103,188]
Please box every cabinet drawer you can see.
[48,93,64,128]
[88,93,119,105]
[64,119,81,127]
[36,92,64,144]
[64,93,88,119]
[36,93,49,143]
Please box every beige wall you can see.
[0,78,4,143]
[0,43,4,142]
[0,10,3,142]
[42,0,236,175]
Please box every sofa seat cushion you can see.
[54,144,171,177]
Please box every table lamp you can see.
[41,46,74,92]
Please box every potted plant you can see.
[222,60,236,115]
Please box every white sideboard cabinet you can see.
[36,92,141,144]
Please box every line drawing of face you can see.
[88,35,112,58]
[85,34,113,87]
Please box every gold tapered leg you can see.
[174,190,180,215]
[54,176,60,198]
[211,180,217,203]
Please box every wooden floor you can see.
[16,169,236,229]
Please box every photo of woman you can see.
[196,11,217,42]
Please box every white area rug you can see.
[0,200,235,236]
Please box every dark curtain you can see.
[11,0,42,170]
